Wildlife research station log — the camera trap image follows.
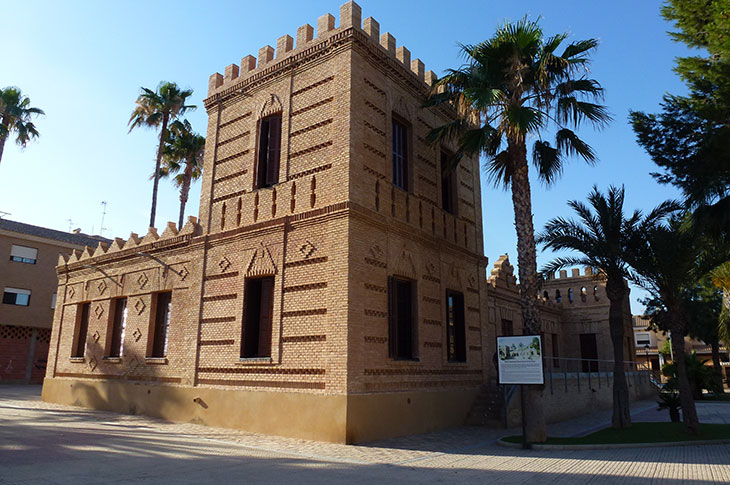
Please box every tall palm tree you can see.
[0,87,45,169]
[129,82,195,228]
[537,185,677,428]
[629,216,703,435]
[159,120,205,229]
[425,18,610,442]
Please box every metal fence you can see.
[543,356,654,395]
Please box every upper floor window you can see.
[440,150,458,215]
[107,298,128,358]
[392,116,409,190]
[10,245,37,264]
[256,114,282,188]
[3,287,31,306]
[72,303,90,358]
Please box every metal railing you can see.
[543,356,653,395]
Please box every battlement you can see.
[56,217,201,270]
[207,1,438,98]
[545,266,602,281]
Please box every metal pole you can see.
[521,384,528,449]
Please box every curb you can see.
[496,437,730,451]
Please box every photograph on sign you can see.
[497,335,544,385]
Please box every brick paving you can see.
[1,385,729,484]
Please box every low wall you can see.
[505,372,656,427]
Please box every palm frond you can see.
[555,128,597,163]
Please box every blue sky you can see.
[1,1,690,313]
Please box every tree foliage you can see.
[0,87,45,169]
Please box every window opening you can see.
[256,114,282,188]
[241,277,274,358]
[392,117,409,190]
[108,298,127,358]
[388,276,417,359]
[149,292,172,358]
[72,303,90,358]
[10,245,38,264]
[441,150,457,215]
[2,287,31,306]
[446,289,466,362]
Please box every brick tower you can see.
[43,2,491,443]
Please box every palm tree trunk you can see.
[670,315,700,434]
[710,336,724,393]
[606,277,632,428]
[507,137,546,443]
[178,168,192,230]
[0,134,6,169]
[150,114,169,228]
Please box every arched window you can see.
[580,286,587,302]
[593,285,599,301]
[568,288,574,303]
[543,290,549,300]
[555,289,562,303]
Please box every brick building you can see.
[42,2,637,443]
[0,218,108,384]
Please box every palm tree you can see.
[425,18,610,442]
[159,120,205,229]
[129,82,195,228]
[537,185,677,428]
[0,87,45,169]
[628,216,703,435]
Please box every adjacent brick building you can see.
[42,2,636,442]
[0,218,108,383]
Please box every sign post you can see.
[496,335,544,449]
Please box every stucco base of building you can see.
[345,388,480,443]
[42,377,349,442]
[42,378,479,443]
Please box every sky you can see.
[1,0,692,313]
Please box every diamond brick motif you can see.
[92,330,100,342]
[299,240,316,259]
[88,357,97,371]
[132,328,142,342]
[425,261,436,275]
[137,272,149,289]
[370,244,384,260]
[467,274,477,289]
[68,286,75,298]
[179,266,189,281]
[94,304,104,319]
[134,298,146,315]
[218,256,231,273]
[97,280,107,295]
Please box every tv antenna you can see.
[0,211,10,220]
[99,201,108,236]
[67,219,74,232]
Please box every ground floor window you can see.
[241,277,274,358]
[445,289,466,362]
[388,276,417,360]
[72,303,90,358]
[107,298,127,358]
[149,292,171,358]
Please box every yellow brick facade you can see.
[42,1,633,443]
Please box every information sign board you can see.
[497,335,544,385]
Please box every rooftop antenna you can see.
[99,201,108,236]
[0,211,10,220]
[67,219,74,232]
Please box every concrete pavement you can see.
[1,385,729,483]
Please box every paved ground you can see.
[1,386,729,484]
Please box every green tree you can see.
[631,0,730,236]
[537,185,676,428]
[0,87,44,169]
[159,120,205,229]
[129,82,195,228]
[425,18,610,442]
[629,216,704,434]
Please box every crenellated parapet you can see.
[205,1,439,106]
[56,217,202,273]
[542,266,608,306]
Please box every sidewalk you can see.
[1,385,729,483]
